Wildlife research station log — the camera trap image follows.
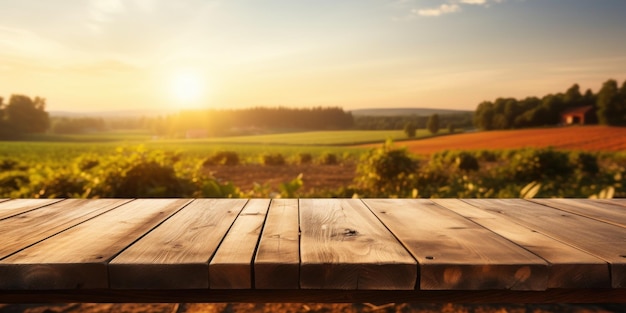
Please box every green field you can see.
[1,129,444,162]
[200,129,440,145]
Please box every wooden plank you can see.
[364,199,548,290]
[0,199,131,260]
[254,198,300,289]
[0,199,189,290]
[463,199,626,288]
[109,199,247,289]
[299,199,417,290]
[0,199,63,220]
[209,199,270,289]
[532,199,626,228]
[433,199,610,288]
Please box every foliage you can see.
[597,79,626,126]
[318,152,339,165]
[0,94,50,138]
[403,122,417,138]
[0,139,624,199]
[279,174,304,198]
[260,153,286,166]
[355,141,418,197]
[202,151,240,166]
[354,112,473,130]
[297,153,313,164]
[427,114,439,134]
[52,117,107,134]
[473,79,626,130]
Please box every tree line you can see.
[160,106,355,137]
[0,95,50,139]
[354,112,473,131]
[474,78,626,130]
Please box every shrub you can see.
[455,152,479,172]
[319,152,338,165]
[297,153,313,164]
[356,141,418,196]
[261,153,286,166]
[203,151,240,166]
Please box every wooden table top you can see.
[1,198,625,303]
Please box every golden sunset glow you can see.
[168,69,207,107]
[0,1,625,112]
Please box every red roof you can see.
[561,105,594,116]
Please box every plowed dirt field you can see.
[366,126,626,155]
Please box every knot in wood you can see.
[343,228,358,236]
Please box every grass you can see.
[200,129,442,145]
[0,128,450,163]
[0,140,367,164]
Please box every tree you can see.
[5,95,50,134]
[596,79,625,125]
[447,123,455,134]
[403,122,417,138]
[427,114,439,134]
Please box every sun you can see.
[169,69,207,107]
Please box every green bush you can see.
[297,153,313,164]
[319,152,338,165]
[203,151,240,166]
[455,152,480,172]
[261,153,286,166]
[356,141,418,197]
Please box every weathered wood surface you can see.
[0,199,62,220]
[531,198,626,228]
[110,199,246,289]
[0,199,131,260]
[433,199,610,288]
[299,199,417,290]
[464,199,626,288]
[365,199,547,290]
[0,198,625,303]
[209,199,270,289]
[0,199,189,289]
[254,198,300,289]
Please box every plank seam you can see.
[207,198,250,288]
[433,199,552,267]
[0,199,134,262]
[529,199,626,229]
[103,198,195,288]
[249,199,272,289]
[359,198,420,290]
[298,198,302,289]
[458,199,615,281]
[0,198,65,221]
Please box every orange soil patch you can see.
[362,126,626,155]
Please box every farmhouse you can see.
[561,105,596,125]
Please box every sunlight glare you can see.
[169,69,207,107]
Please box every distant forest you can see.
[353,113,473,130]
[474,78,626,130]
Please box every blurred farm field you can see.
[0,126,624,199]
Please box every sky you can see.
[1,0,626,112]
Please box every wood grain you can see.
[532,199,626,228]
[110,199,247,289]
[209,199,270,289]
[463,199,626,288]
[0,199,63,220]
[433,199,610,288]
[0,199,189,290]
[364,199,548,290]
[0,199,131,260]
[299,199,417,290]
[254,198,300,289]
